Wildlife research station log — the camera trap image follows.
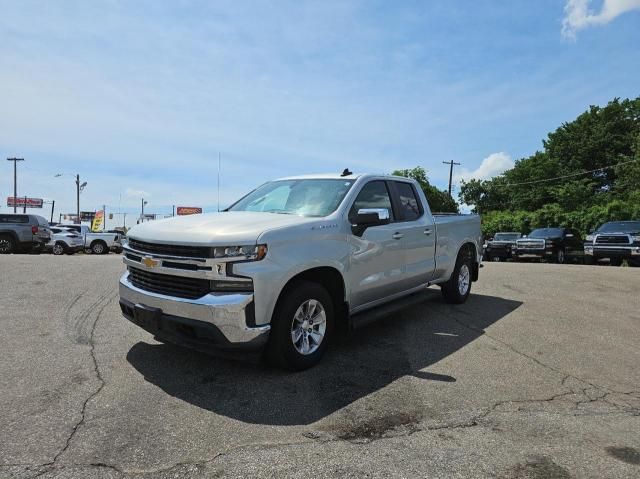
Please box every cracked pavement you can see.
[1,256,639,478]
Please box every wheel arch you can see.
[272,266,348,326]
[456,241,480,281]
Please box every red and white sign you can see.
[176,206,202,216]
[7,197,43,208]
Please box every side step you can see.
[349,291,430,331]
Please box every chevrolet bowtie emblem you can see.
[142,256,159,268]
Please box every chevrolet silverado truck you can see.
[119,173,482,370]
[483,232,522,262]
[513,227,582,264]
[584,220,640,266]
[59,224,122,254]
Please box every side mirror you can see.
[354,208,390,226]
[351,208,390,236]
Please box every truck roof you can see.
[276,173,414,182]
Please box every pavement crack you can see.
[32,292,117,478]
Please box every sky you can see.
[1,0,639,227]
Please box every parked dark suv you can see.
[0,214,52,254]
[513,227,582,264]
[584,221,640,266]
[483,232,522,262]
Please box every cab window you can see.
[348,181,394,223]
[394,182,422,221]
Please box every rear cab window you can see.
[392,181,423,221]
[0,215,29,224]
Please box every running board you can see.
[348,291,429,331]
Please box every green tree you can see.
[393,167,459,213]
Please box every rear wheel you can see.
[52,242,66,255]
[0,235,16,254]
[441,251,473,304]
[91,241,107,255]
[266,281,334,370]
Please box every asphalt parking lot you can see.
[1,256,639,478]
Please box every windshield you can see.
[597,221,640,233]
[529,228,563,239]
[494,233,521,241]
[228,179,354,217]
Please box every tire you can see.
[266,280,334,371]
[441,251,473,304]
[610,258,623,267]
[629,259,640,267]
[0,235,16,254]
[91,241,107,255]
[491,256,502,262]
[52,242,66,255]
[556,248,566,264]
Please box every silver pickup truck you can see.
[119,173,482,369]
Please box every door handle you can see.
[424,228,432,235]
[392,232,404,240]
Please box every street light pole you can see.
[6,158,25,213]
[76,174,81,224]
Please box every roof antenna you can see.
[341,168,352,177]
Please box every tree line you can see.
[394,96,640,237]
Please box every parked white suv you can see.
[119,173,482,369]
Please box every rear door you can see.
[347,180,407,309]
[389,181,437,287]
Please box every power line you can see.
[499,157,640,187]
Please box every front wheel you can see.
[441,254,473,304]
[266,281,334,371]
[52,242,66,255]
[556,248,566,264]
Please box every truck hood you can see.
[127,211,316,245]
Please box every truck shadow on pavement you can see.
[126,290,522,426]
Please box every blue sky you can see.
[1,0,639,226]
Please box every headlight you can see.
[585,234,594,241]
[213,244,267,261]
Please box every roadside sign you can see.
[80,211,96,222]
[176,206,203,216]
[7,197,43,208]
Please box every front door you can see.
[347,180,406,309]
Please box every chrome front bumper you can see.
[119,272,270,346]
[584,245,640,256]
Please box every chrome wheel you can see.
[92,243,105,254]
[53,243,65,255]
[458,264,470,296]
[291,299,327,355]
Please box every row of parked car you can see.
[482,221,640,266]
[0,213,124,255]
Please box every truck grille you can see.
[128,238,213,258]
[595,235,630,245]
[516,240,545,249]
[128,267,210,299]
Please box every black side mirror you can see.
[351,208,390,236]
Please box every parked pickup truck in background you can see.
[483,232,522,262]
[119,173,482,370]
[584,221,640,266]
[0,214,51,254]
[513,227,583,264]
[60,224,123,254]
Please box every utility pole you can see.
[172,205,175,217]
[217,152,221,212]
[50,200,55,223]
[442,160,461,197]
[23,195,27,213]
[103,204,106,231]
[76,175,81,224]
[6,158,25,213]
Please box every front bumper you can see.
[584,245,640,258]
[119,272,270,350]
[513,248,550,258]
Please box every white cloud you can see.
[455,152,514,182]
[562,0,640,39]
